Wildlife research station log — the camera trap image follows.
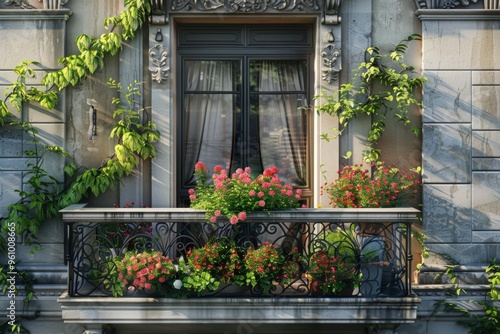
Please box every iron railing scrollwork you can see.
[62,207,418,299]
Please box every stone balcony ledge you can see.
[58,292,421,325]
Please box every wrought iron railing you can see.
[61,205,419,298]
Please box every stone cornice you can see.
[416,9,500,20]
[0,8,71,20]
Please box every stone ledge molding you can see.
[416,9,500,20]
[0,8,71,19]
[58,293,421,327]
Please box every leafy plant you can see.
[243,243,301,294]
[0,1,153,332]
[189,162,303,224]
[110,251,177,297]
[321,161,421,208]
[316,34,427,162]
[186,238,245,286]
[441,260,500,333]
[308,249,361,295]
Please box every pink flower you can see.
[258,200,265,207]
[268,190,275,196]
[188,188,195,195]
[249,190,256,197]
[214,210,221,217]
[195,161,207,173]
[214,165,223,173]
[238,212,247,221]
[258,191,265,198]
[210,216,217,223]
[189,194,196,201]
[230,215,239,225]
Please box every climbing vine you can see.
[316,34,427,162]
[0,0,152,246]
[440,260,500,334]
[0,1,153,332]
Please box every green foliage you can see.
[243,243,301,294]
[0,122,69,247]
[108,79,160,163]
[441,260,500,333]
[0,2,154,331]
[58,79,159,204]
[316,34,427,162]
[43,0,151,91]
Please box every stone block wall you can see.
[420,11,500,265]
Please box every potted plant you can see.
[189,162,303,224]
[243,242,301,294]
[321,161,422,296]
[185,238,245,292]
[308,250,361,296]
[309,227,362,296]
[109,250,177,297]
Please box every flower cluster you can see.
[308,249,360,295]
[186,238,244,285]
[243,243,301,293]
[113,251,177,295]
[189,162,303,224]
[321,162,421,208]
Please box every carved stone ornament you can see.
[149,44,170,84]
[415,0,478,9]
[321,43,341,84]
[171,0,320,13]
[150,0,168,24]
[4,0,68,9]
[323,0,342,24]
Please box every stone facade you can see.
[0,0,499,333]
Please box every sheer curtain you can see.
[183,61,235,185]
[257,61,307,186]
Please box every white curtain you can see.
[257,61,307,185]
[183,60,235,184]
[183,60,307,187]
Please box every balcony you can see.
[58,204,421,334]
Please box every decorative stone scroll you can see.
[171,0,320,13]
[150,0,167,24]
[322,0,342,24]
[415,0,478,9]
[149,44,169,84]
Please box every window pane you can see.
[250,60,308,186]
[182,59,241,185]
[185,60,240,92]
[250,60,306,92]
